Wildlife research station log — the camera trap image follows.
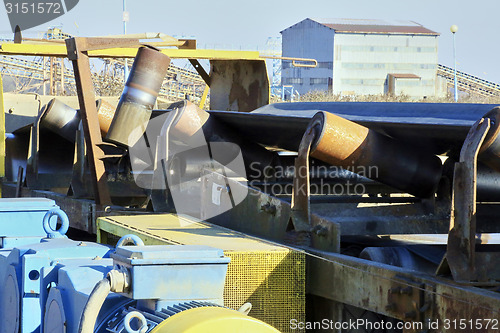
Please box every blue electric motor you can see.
[0,198,233,333]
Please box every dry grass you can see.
[291,90,500,104]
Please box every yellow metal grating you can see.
[97,214,305,333]
[224,250,305,333]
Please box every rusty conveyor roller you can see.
[305,111,443,197]
[39,98,116,141]
[106,46,171,147]
[210,102,499,157]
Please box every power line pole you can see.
[123,0,129,81]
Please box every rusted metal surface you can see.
[209,60,269,112]
[309,111,370,164]
[307,249,500,332]
[308,111,443,197]
[106,46,171,146]
[96,99,116,136]
[67,37,140,53]
[444,157,500,202]
[66,37,111,205]
[445,118,500,283]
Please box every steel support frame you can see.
[65,37,138,205]
[443,118,500,283]
[200,172,500,331]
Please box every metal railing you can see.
[437,64,500,97]
[0,53,206,100]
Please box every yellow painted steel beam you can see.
[0,43,262,60]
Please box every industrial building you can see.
[281,18,445,98]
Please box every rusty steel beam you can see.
[305,111,443,198]
[307,248,500,332]
[65,37,112,205]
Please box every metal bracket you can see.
[291,128,315,232]
[386,276,434,324]
[442,117,500,283]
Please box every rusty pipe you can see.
[106,46,171,146]
[306,112,443,197]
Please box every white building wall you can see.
[332,33,439,97]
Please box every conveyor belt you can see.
[210,102,499,156]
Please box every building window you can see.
[310,78,328,85]
[283,78,303,85]
[342,63,386,69]
[341,79,385,86]
[341,45,436,53]
[318,62,333,69]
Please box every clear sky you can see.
[0,0,498,83]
